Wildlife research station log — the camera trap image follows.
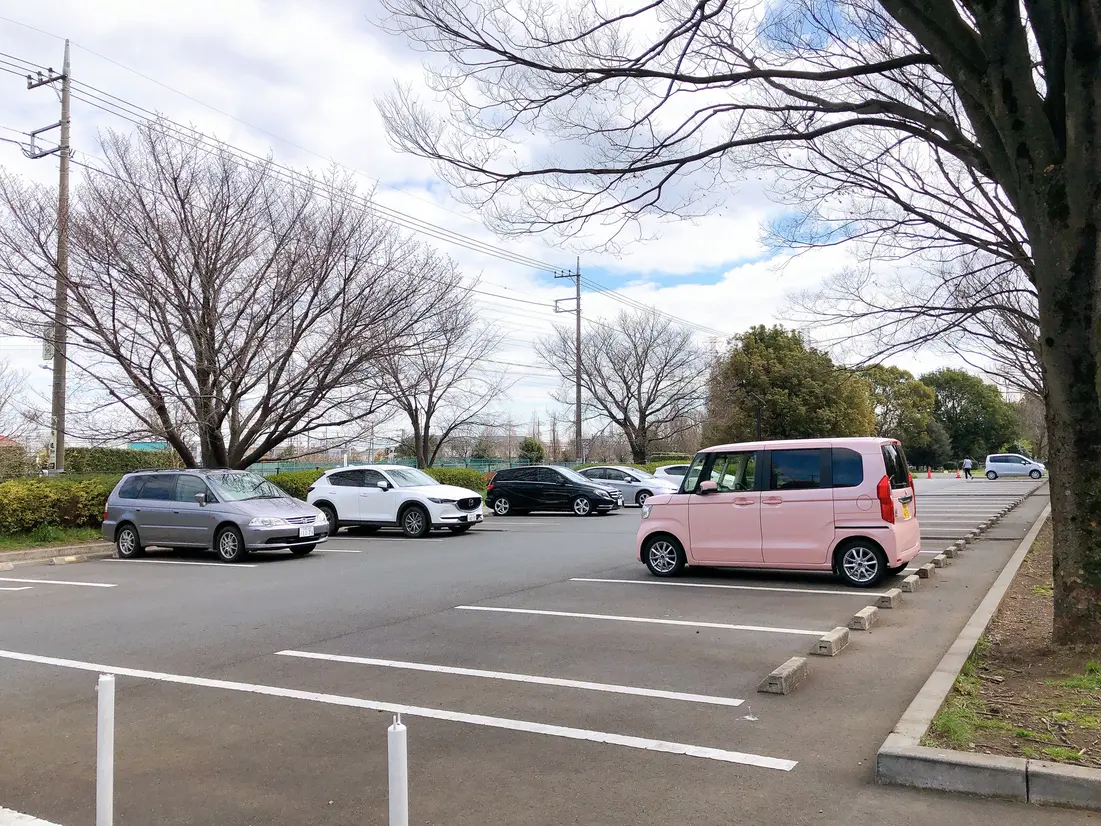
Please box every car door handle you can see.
[733,497,755,506]
[763,496,783,505]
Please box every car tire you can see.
[290,543,317,557]
[449,525,472,534]
[887,562,909,576]
[215,525,249,563]
[492,497,512,516]
[1029,469,1042,479]
[400,505,431,538]
[317,503,339,534]
[572,496,593,516]
[635,490,653,506]
[835,539,888,588]
[986,470,998,480]
[115,523,144,559]
[642,534,686,577]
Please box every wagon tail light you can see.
[486,482,495,493]
[102,503,108,521]
[306,486,315,494]
[877,476,895,523]
[908,472,916,515]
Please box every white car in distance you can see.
[651,464,692,486]
[306,465,483,538]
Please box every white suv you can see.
[306,465,483,538]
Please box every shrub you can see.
[0,475,121,534]
[267,469,325,500]
[424,467,490,493]
[66,447,180,474]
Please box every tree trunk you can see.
[1035,219,1101,644]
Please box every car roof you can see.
[324,464,415,473]
[584,465,639,471]
[123,468,237,476]
[698,436,896,454]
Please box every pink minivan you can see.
[636,437,921,587]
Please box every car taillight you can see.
[102,504,108,521]
[307,486,315,494]
[908,472,916,515]
[487,482,495,492]
[877,475,895,523]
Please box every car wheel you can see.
[401,505,431,538]
[986,470,998,480]
[1029,469,1042,479]
[572,496,593,516]
[290,543,317,557]
[215,525,249,563]
[115,523,144,559]
[317,503,339,534]
[492,497,512,516]
[635,490,652,506]
[643,535,685,577]
[449,525,472,534]
[835,540,888,587]
[887,562,909,576]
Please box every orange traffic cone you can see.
[927,468,932,479]
[956,469,962,479]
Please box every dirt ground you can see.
[924,520,1101,767]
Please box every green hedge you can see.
[0,475,120,534]
[268,470,325,500]
[66,447,179,474]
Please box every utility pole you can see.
[554,259,582,462]
[26,42,71,474]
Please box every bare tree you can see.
[0,123,457,468]
[537,310,708,463]
[376,286,509,467]
[0,359,33,442]
[378,0,1101,642]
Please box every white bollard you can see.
[388,714,408,826]
[96,674,115,826]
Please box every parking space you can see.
[0,479,1057,826]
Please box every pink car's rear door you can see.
[761,447,835,565]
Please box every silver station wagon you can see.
[101,469,329,562]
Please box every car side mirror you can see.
[377,480,390,490]
[697,480,718,495]
[194,492,207,506]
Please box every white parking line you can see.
[0,805,63,825]
[0,577,117,588]
[313,548,363,553]
[355,538,445,543]
[104,559,257,569]
[570,577,885,598]
[455,605,827,636]
[0,586,33,591]
[277,650,745,707]
[0,649,795,771]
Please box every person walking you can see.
[962,457,973,480]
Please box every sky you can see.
[0,2,954,448]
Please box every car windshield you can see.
[386,468,438,487]
[206,471,285,501]
[556,466,592,484]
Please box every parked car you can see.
[487,465,623,516]
[102,469,329,563]
[636,437,921,587]
[652,464,692,484]
[984,453,1045,480]
[578,465,679,505]
[307,465,484,538]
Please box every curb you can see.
[874,502,1101,811]
[0,543,113,569]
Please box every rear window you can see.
[881,443,911,489]
[499,467,535,482]
[832,448,864,488]
[138,474,176,501]
[328,470,363,487]
[117,476,145,499]
[769,449,823,490]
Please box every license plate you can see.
[298,525,314,538]
[901,503,910,520]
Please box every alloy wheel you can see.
[573,497,591,516]
[842,545,879,584]
[647,540,678,574]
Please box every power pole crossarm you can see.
[26,41,71,474]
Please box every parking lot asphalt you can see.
[2,478,1085,826]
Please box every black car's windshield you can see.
[206,471,285,501]
[555,466,592,485]
[386,468,438,487]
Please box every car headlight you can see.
[641,503,652,519]
[248,516,290,528]
[597,490,612,499]
[314,511,328,525]
[428,497,457,504]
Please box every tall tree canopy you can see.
[706,326,875,443]
[378,0,1101,643]
[920,368,1020,460]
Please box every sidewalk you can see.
[0,807,62,826]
